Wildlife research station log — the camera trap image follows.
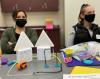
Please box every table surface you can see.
[0,54,99,79]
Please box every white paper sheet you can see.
[37,47,51,60]
[63,74,100,79]
[16,48,32,62]
[14,32,34,51]
[35,30,54,47]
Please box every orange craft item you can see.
[16,60,27,70]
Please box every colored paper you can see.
[71,66,100,74]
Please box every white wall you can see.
[0,3,5,26]
[4,12,60,27]
[64,0,100,44]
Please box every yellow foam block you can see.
[71,66,100,74]
[95,56,100,61]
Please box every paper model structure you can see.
[35,30,54,60]
[14,32,34,62]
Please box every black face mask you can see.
[85,14,95,23]
[16,19,27,27]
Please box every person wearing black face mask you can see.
[16,19,27,27]
[66,4,100,47]
[85,14,95,23]
[1,10,38,54]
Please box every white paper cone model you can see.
[14,32,34,51]
[35,30,54,47]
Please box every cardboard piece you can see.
[37,47,51,60]
[35,30,54,60]
[35,30,54,47]
[16,48,32,62]
[14,32,34,51]
[14,32,34,62]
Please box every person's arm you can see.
[1,29,14,54]
[65,28,75,47]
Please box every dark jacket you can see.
[73,23,100,45]
[1,27,38,54]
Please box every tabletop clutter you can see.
[61,41,100,66]
[0,49,27,71]
[0,55,27,71]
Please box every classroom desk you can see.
[0,54,73,79]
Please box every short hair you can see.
[12,9,27,21]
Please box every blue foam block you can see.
[83,59,93,65]
[7,60,16,66]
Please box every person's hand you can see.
[8,42,16,50]
[8,42,13,46]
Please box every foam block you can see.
[1,57,8,65]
